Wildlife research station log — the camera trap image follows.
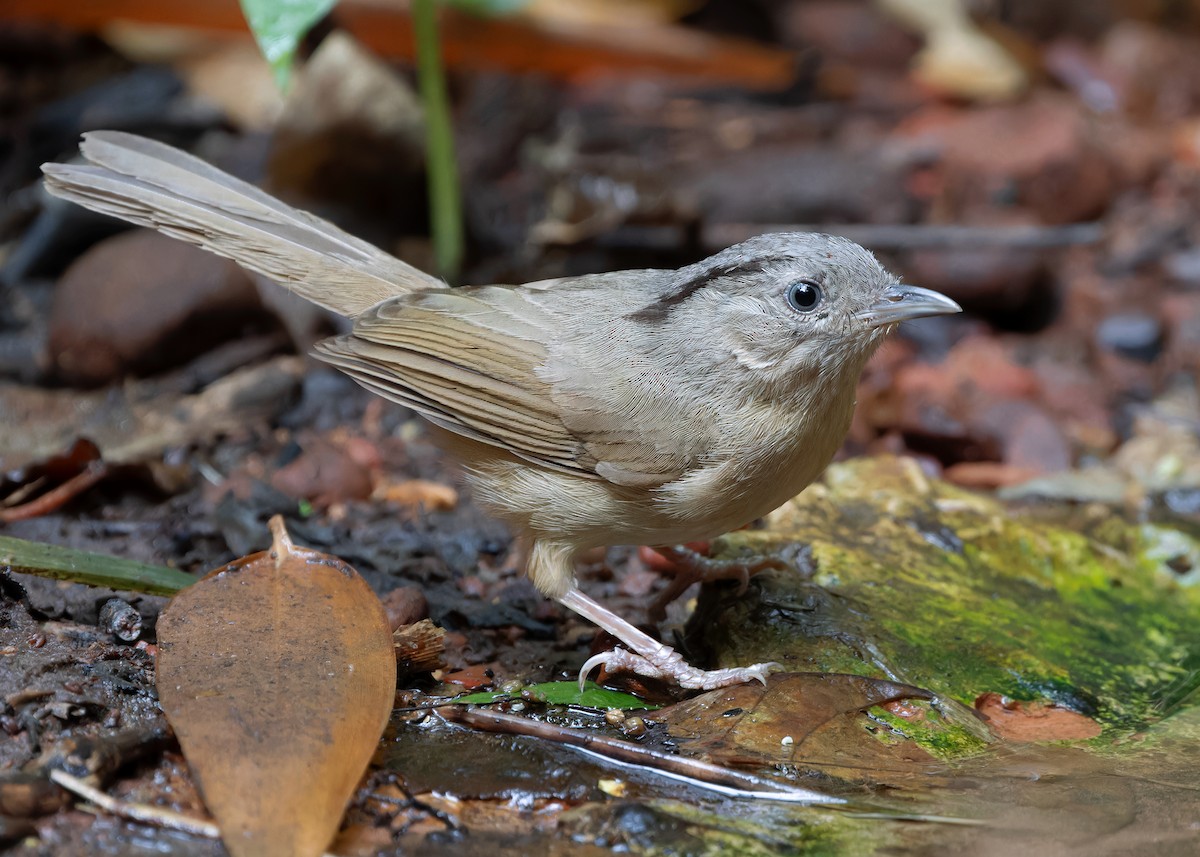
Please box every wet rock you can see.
[46,229,268,386]
[1095,312,1163,362]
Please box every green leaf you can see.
[0,535,195,596]
[239,0,338,90]
[455,681,657,710]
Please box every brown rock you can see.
[895,93,1113,224]
[894,336,1040,409]
[47,230,267,386]
[1099,21,1200,121]
[975,692,1102,742]
[1161,293,1200,376]
[381,586,429,630]
[271,437,374,508]
[780,1,918,67]
[975,400,1073,474]
[688,145,916,226]
[943,461,1041,490]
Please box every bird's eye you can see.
[786,280,823,313]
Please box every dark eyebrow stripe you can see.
[626,258,771,323]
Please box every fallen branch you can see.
[441,705,841,804]
[49,770,346,854]
[48,769,220,839]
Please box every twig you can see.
[441,705,841,804]
[48,769,220,838]
[0,461,108,522]
[49,770,349,853]
[703,222,1105,251]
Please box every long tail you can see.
[41,131,443,316]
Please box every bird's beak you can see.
[857,284,962,328]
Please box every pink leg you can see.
[558,588,779,691]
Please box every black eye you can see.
[786,280,823,313]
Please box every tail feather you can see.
[41,131,443,316]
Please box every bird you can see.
[42,131,961,690]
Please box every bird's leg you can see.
[558,587,779,691]
[646,544,788,622]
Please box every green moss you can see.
[703,457,1200,747]
[641,799,879,857]
[866,702,989,760]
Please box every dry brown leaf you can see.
[372,478,458,511]
[876,0,1026,100]
[0,356,304,473]
[522,0,695,29]
[156,516,395,857]
[657,673,939,784]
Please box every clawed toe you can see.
[560,588,780,694]
[578,644,782,691]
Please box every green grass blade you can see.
[0,535,195,596]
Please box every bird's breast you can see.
[651,380,859,540]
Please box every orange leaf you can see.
[156,516,395,857]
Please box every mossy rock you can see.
[699,457,1200,744]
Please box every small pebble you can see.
[621,716,647,738]
[1165,248,1200,284]
[99,598,143,642]
[1096,312,1163,362]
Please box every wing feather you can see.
[42,131,442,315]
[316,282,709,488]
[314,287,603,477]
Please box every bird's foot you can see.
[559,587,781,692]
[579,644,780,691]
[646,544,788,621]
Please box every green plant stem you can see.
[413,0,464,280]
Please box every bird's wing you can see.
[42,131,442,316]
[314,286,702,487]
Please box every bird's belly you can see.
[456,395,854,551]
